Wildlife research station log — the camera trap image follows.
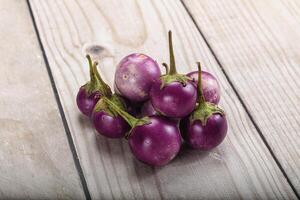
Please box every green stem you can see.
[168,31,177,75]
[86,54,112,97]
[102,97,139,128]
[162,63,169,75]
[93,60,111,97]
[197,62,205,104]
[190,62,225,125]
[87,55,97,83]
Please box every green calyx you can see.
[160,31,191,89]
[190,101,224,126]
[160,73,191,89]
[102,97,151,139]
[190,62,225,125]
[84,55,112,97]
[93,94,126,117]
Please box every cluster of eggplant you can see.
[76,31,228,166]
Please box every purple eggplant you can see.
[181,63,227,150]
[114,53,161,102]
[150,31,197,118]
[76,55,112,117]
[103,98,181,166]
[92,94,130,138]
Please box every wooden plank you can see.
[183,0,300,194]
[0,0,85,199]
[29,0,296,199]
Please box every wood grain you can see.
[0,0,85,199]
[30,0,296,199]
[183,0,300,193]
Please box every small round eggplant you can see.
[181,62,227,150]
[76,55,112,117]
[150,31,197,118]
[181,114,227,150]
[129,116,181,166]
[151,81,196,118]
[103,98,181,166]
[114,53,161,102]
[92,94,130,138]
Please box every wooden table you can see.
[0,0,299,199]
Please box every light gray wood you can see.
[30,0,296,199]
[0,0,85,199]
[183,0,300,193]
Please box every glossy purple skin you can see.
[128,116,181,166]
[114,53,161,102]
[187,71,221,104]
[92,111,130,138]
[76,87,101,117]
[150,81,197,118]
[181,114,227,150]
[141,100,158,117]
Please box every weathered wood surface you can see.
[0,0,85,199]
[183,0,300,194]
[29,0,296,199]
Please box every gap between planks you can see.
[26,0,91,199]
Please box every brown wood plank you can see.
[30,0,296,199]
[183,0,300,194]
[0,0,85,199]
